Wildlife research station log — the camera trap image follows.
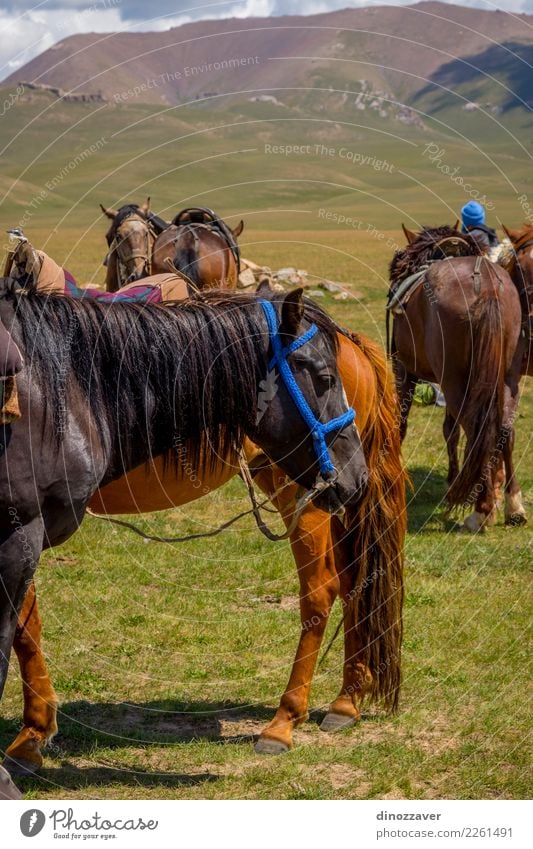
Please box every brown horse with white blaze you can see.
[3,303,405,774]
[390,224,525,532]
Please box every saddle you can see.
[386,266,429,314]
[171,207,241,272]
[386,234,482,314]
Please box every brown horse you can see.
[501,224,533,377]
[100,198,167,291]
[3,309,405,774]
[151,207,243,289]
[389,225,525,532]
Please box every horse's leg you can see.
[3,581,58,776]
[256,512,339,754]
[491,458,505,522]
[252,467,339,754]
[462,380,525,532]
[0,518,43,777]
[393,359,417,442]
[443,411,460,492]
[501,386,527,526]
[321,520,372,732]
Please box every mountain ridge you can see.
[4,1,533,126]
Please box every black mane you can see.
[4,284,337,477]
[390,225,483,284]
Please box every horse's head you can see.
[502,224,533,290]
[100,198,154,287]
[252,287,368,513]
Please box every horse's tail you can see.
[446,293,505,509]
[343,331,406,712]
[173,229,201,288]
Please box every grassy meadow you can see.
[0,89,531,800]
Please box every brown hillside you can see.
[5,2,533,111]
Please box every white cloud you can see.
[0,6,124,79]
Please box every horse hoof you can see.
[320,712,356,732]
[505,513,527,527]
[2,756,40,778]
[462,512,487,534]
[0,765,22,800]
[254,736,290,755]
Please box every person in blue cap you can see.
[460,201,499,250]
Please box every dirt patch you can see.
[251,595,299,609]
[310,763,372,795]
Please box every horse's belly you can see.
[89,454,238,514]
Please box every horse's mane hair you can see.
[500,225,533,303]
[389,225,483,282]
[4,283,337,476]
[105,204,146,245]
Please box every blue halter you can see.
[259,299,356,479]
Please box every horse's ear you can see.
[139,197,151,215]
[100,203,117,219]
[256,277,273,295]
[502,224,522,243]
[453,219,460,232]
[401,223,417,244]
[279,288,304,338]
[232,220,244,238]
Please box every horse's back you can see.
[396,257,521,380]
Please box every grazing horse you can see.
[3,290,405,775]
[100,198,167,291]
[389,225,525,531]
[152,207,243,289]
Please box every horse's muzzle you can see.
[314,469,369,514]
[126,270,144,284]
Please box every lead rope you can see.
[85,453,330,544]
[238,454,332,542]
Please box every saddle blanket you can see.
[34,251,190,303]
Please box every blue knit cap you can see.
[461,201,485,229]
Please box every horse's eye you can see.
[318,372,336,390]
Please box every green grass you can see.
[0,93,531,800]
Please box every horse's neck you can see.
[513,263,533,313]
[105,252,120,292]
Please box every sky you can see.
[1,0,532,81]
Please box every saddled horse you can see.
[501,224,533,377]
[151,207,243,289]
[388,224,525,532]
[2,283,405,778]
[100,198,167,291]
